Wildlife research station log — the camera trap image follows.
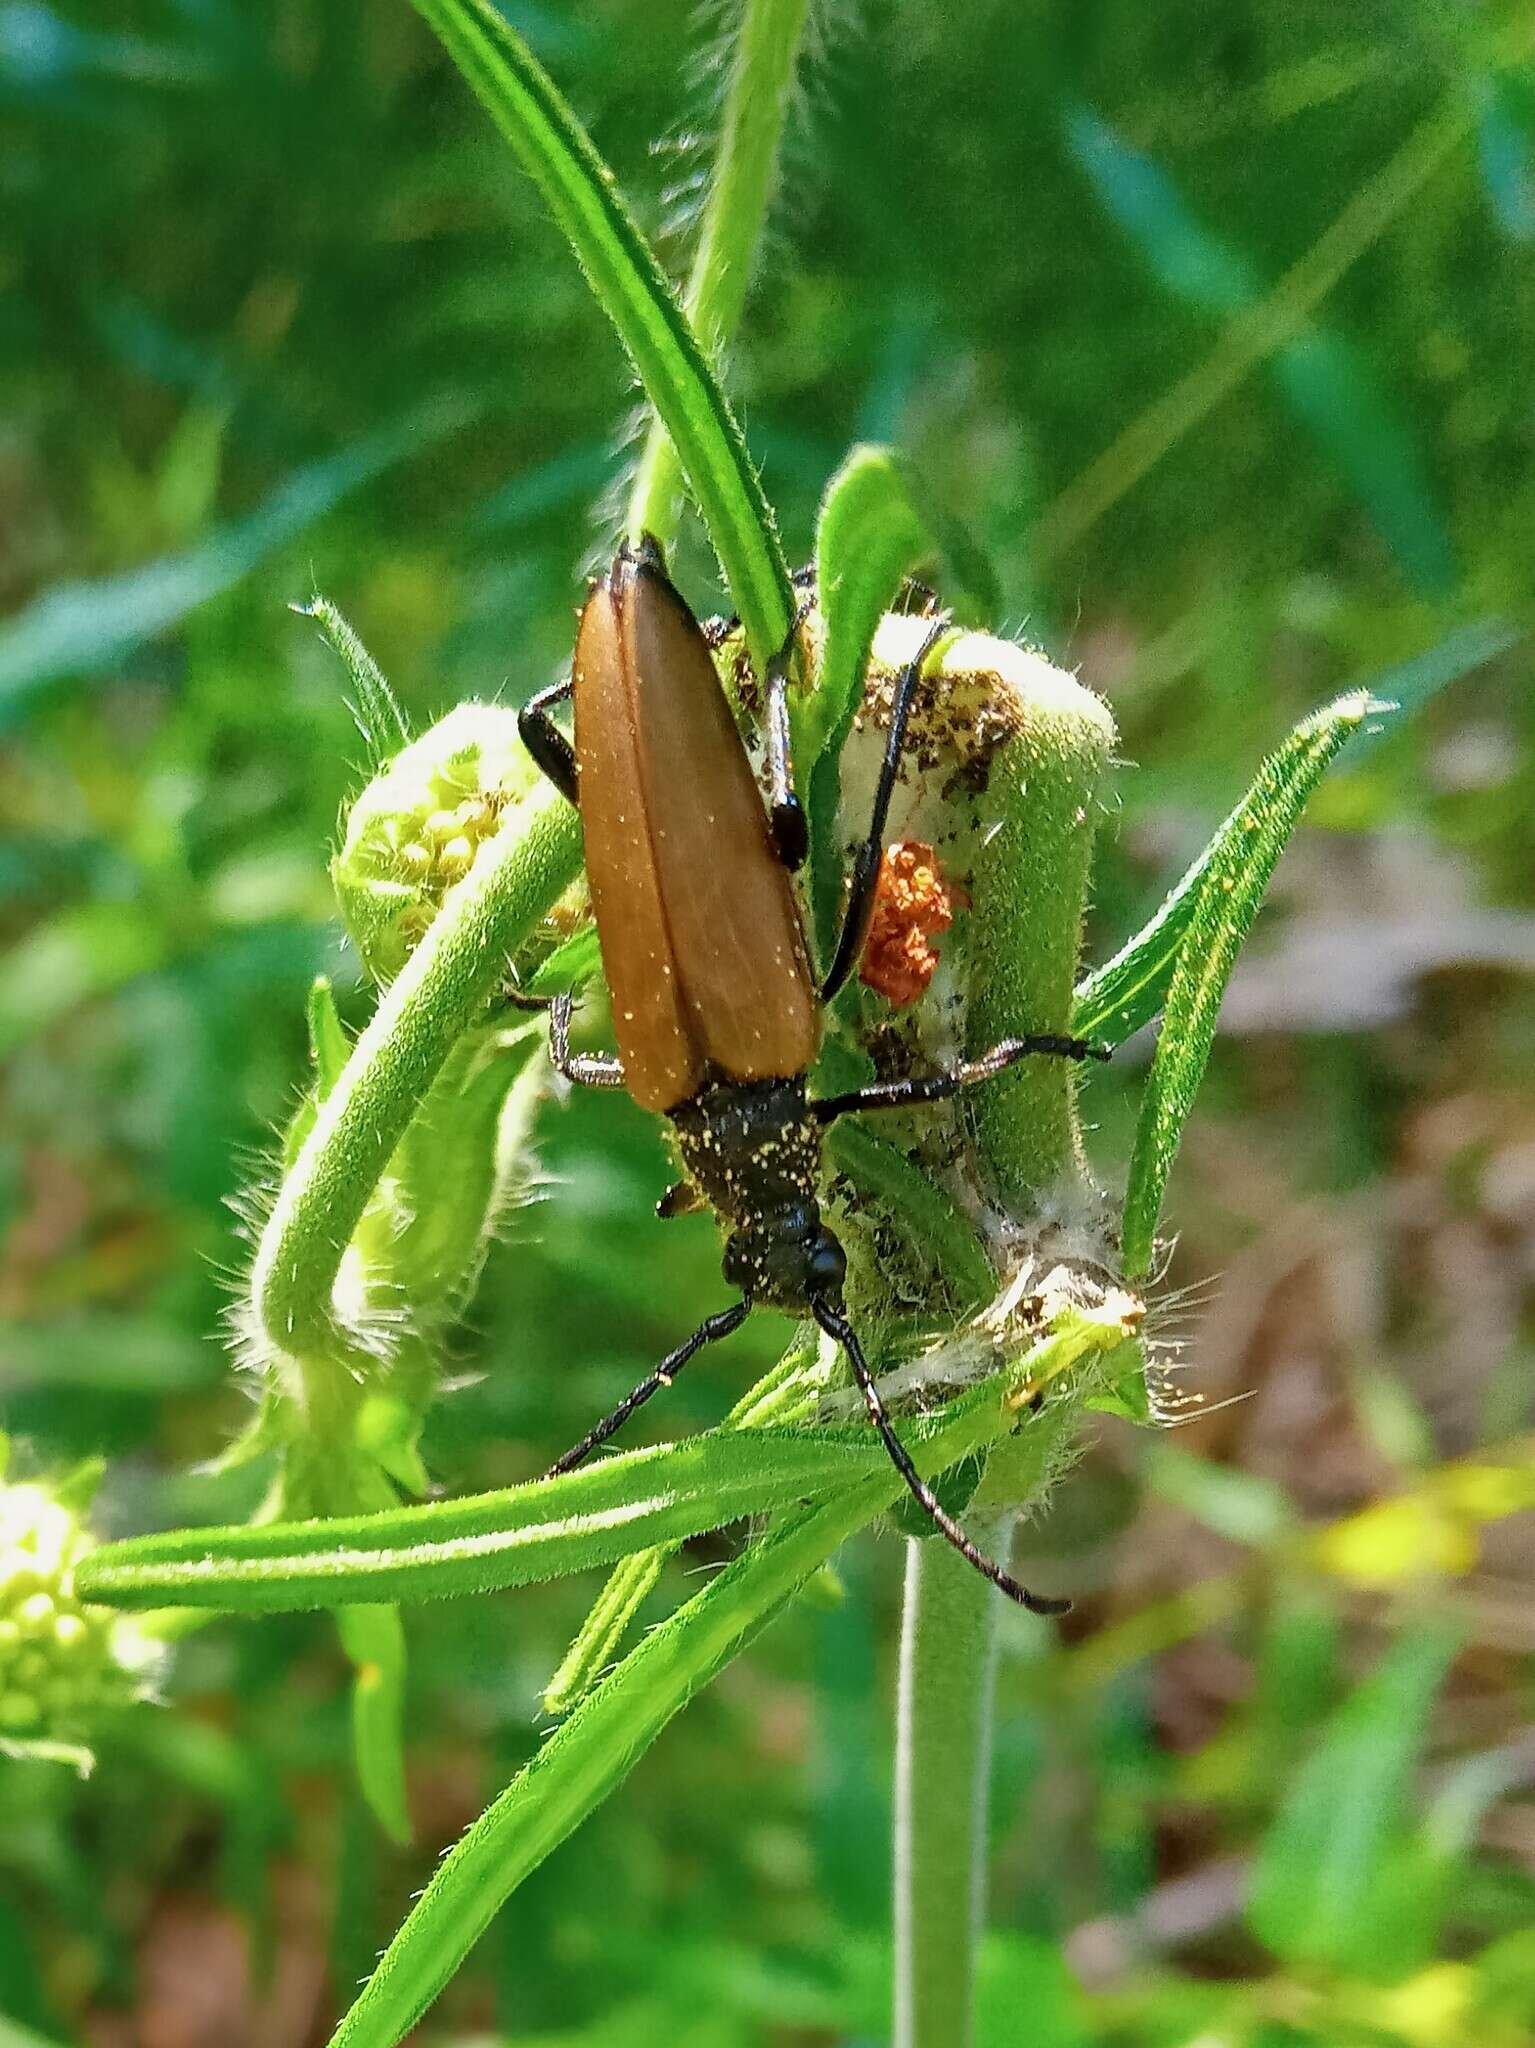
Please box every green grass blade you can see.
[1248,1626,1460,1976]
[75,1429,886,1611]
[628,0,811,545]
[413,0,792,668]
[1118,690,1382,1278]
[1036,92,1475,567]
[325,1313,1127,2048]
[1075,621,1516,1047]
[1065,106,1455,593]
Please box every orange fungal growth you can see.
[859,839,962,1006]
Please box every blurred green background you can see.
[3,2,1534,2043]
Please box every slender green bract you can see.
[1119,690,1381,1277]
[295,598,411,767]
[337,1604,412,1845]
[413,0,792,669]
[78,1430,886,1611]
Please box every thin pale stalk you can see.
[894,1518,1009,2048]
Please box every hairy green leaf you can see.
[1075,624,1516,1046]
[77,1429,887,1611]
[628,0,811,544]
[1118,691,1383,1277]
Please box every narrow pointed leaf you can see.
[543,1548,665,1718]
[628,0,812,542]
[1119,690,1382,1278]
[413,0,791,668]
[1074,620,1518,1048]
[76,1429,888,1611]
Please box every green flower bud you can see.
[0,1470,160,1750]
[332,704,543,984]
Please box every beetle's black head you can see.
[722,1205,846,1313]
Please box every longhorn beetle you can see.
[519,536,1106,1609]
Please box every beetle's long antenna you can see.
[810,1298,1070,1616]
[820,613,951,1002]
[545,1299,751,1477]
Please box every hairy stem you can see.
[628,0,811,546]
[964,646,1117,1205]
[894,1518,1008,2048]
[888,637,1115,2043]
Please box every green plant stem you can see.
[251,785,579,1366]
[628,0,810,547]
[884,641,1113,2043]
[894,1518,1009,2048]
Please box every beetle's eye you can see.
[806,1231,846,1298]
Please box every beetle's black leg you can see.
[545,1298,752,1476]
[701,564,818,650]
[656,1179,703,1220]
[518,675,578,806]
[820,613,951,1001]
[504,986,554,1013]
[810,1298,1069,1615]
[810,1032,1109,1123]
[550,993,625,1089]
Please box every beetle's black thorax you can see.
[670,1076,820,1228]
[669,1075,844,1311]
